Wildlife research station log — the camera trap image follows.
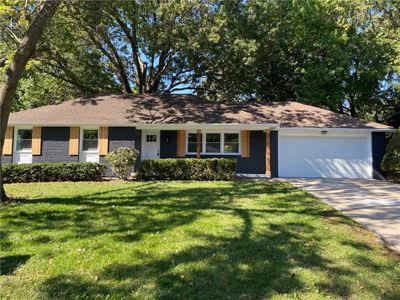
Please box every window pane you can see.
[83,140,98,151]
[224,133,239,153]
[225,133,239,143]
[206,133,220,143]
[17,139,32,150]
[224,143,239,153]
[188,133,197,143]
[18,130,32,140]
[188,143,197,153]
[187,133,202,153]
[206,143,220,153]
[206,133,220,153]
[83,130,98,139]
[146,134,157,142]
[16,129,32,150]
[83,129,98,151]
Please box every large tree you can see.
[4,0,399,125]
[196,0,399,123]
[1,0,221,108]
[1,1,120,111]
[40,0,219,94]
[1,0,398,149]
[0,0,61,202]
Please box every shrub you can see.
[105,147,139,180]
[136,158,237,181]
[381,129,400,181]
[2,162,106,183]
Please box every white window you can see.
[82,129,98,151]
[187,132,240,155]
[224,133,239,153]
[146,134,157,142]
[205,133,221,153]
[187,133,201,153]
[16,129,32,150]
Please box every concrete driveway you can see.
[287,178,400,253]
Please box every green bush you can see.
[2,162,106,183]
[136,158,237,181]
[381,129,400,181]
[105,147,139,180]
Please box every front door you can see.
[80,128,100,163]
[142,131,160,160]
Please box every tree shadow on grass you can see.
[4,181,399,299]
[3,182,308,244]
[0,254,31,275]
[39,203,379,299]
[40,221,357,299]
[41,220,400,299]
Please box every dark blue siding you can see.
[108,127,140,152]
[159,130,267,174]
[236,130,266,174]
[7,126,141,176]
[100,127,142,176]
[1,155,12,164]
[372,132,387,180]
[33,127,78,163]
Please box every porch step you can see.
[236,174,271,181]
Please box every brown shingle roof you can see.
[8,93,392,129]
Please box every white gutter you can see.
[278,127,396,132]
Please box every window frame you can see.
[14,127,33,152]
[80,127,99,153]
[187,132,202,154]
[145,134,158,143]
[186,131,241,155]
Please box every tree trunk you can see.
[349,101,357,117]
[0,0,61,203]
[348,94,358,118]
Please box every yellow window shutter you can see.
[2,126,14,155]
[265,129,271,177]
[99,127,108,155]
[69,127,80,155]
[240,130,250,158]
[32,126,42,155]
[176,130,186,157]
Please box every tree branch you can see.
[108,9,145,91]
[85,27,132,93]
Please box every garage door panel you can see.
[278,136,372,179]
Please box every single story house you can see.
[1,94,394,179]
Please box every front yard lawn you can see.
[1,181,399,299]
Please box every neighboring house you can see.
[1,94,394,179]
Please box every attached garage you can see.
[278,131,373,179]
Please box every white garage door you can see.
[278,135,372,179]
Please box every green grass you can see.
[1,181,399,300]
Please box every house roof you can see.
[8,93,392,129]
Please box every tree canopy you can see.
[1,0,399,126]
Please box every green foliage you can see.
[56,0,218,93]
[0,2,120,111]
[12,72,78,111]
[196,0,400,122]
[105,147,139,180]
[381,130,400,181]
[137,158,237,181]
[2,0,399,126]
[2,162,106,183]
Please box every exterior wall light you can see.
[321,130,328,135]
